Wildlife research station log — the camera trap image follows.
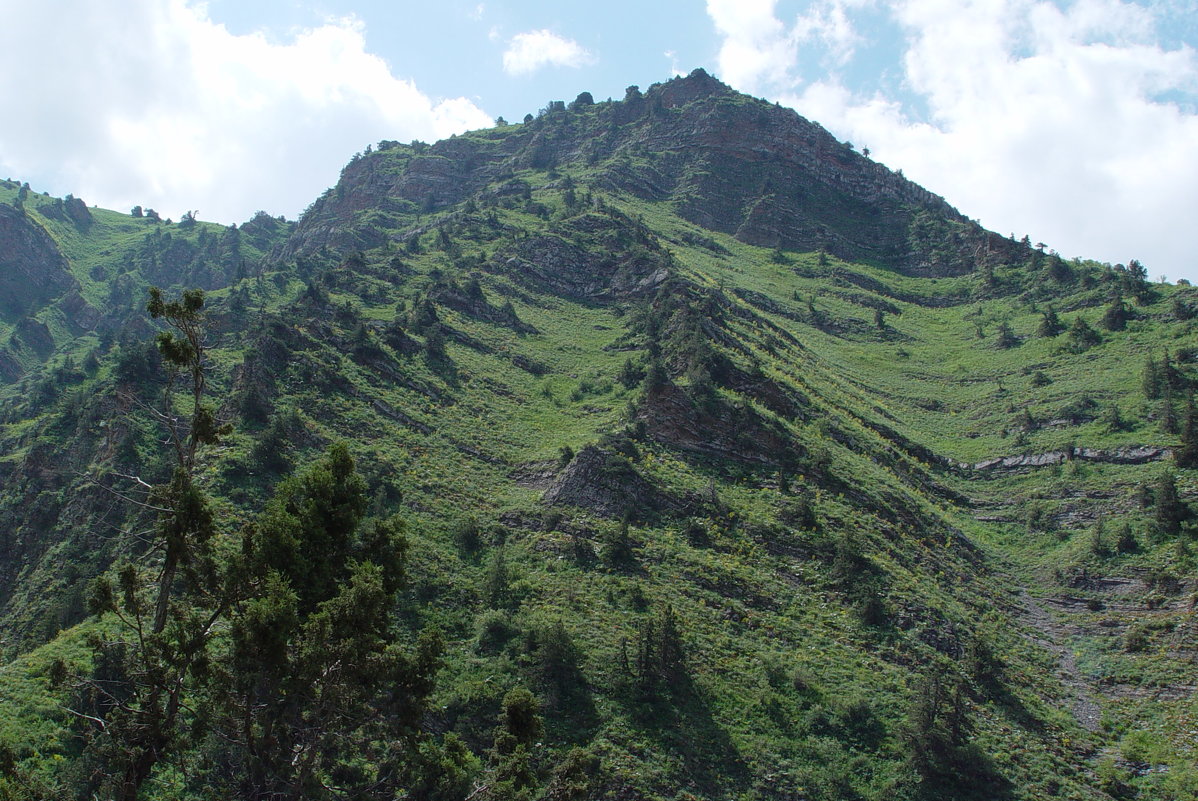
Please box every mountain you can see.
[0,69,1195,801]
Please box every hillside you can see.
[0,70,1195,801]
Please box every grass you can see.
[2,95,1198,798]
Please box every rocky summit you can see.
[0,69,1195,801]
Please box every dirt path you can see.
[1017,589,1103,732]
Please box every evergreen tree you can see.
[1101,297,1130,331]
[617,357,643,389]
[541,747,602,801]
[1101,403,1128,433]
[994,322,1019,349]
[527,620,588,712]
[1065,316,1101,352]
[902,667,996,792]
[604,518,636,567]
[1161,378,1178,434]
[1162,351,1183,391]
[83,288,230,800]
[1154,472,1187,536]
[1172,294,1195,321]
[1046,254,1073,284]
[1143,354,1162,400]
[490,688,544,800]
[1176,390,1198,468]
[1089,515,1109,557]
[484,547,513,608]
[631,604,687,701]
[209,445,441,799]
[1037,306,1064,337]
[1115,523,1139,554]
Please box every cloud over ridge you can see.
[0,0,493,224]
[502,29,595,76]
[708,0,1198,280]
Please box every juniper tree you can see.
[629,604,687,703]
[83,288,230,800]
[1176,390,1198,468]
[1037,306,1064,337]
[1161,378,1179,434]
[1143,354,1163,400]
[490,688,544,800]
[1155,472,1187,536]
[1101,297,1130,331]
[903,667,980,788]
[1172,295,1195,321]
[994,322,1019,349]
[1065,316,1101,352]
[1162,351,1179,389]
[206,444,441,799]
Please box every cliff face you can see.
[0,204,75,320]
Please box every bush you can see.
[454,516,483,554]
[476,609,518,654]
[1064,316,1101,352]
[994,322,1019,348]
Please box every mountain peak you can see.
[647,67,733,107]
[288,70,1006,277]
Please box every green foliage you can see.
[1144,354,1163,400]
[1037,305,1064,337]
[77,289,229,800]
[204,446,438,799]
[994,322,1019,349]
[1101,297,1130,331]
[1154,472,1188,536]
[248,443,371,611]
[454,515,484,554]
[603,518,636,567]
[6,79,1198,801]
[1064,315,1101,352]
[625,604,687,705]
[484,548,514,609]
[1175,391,1198,468]
[901,666,1005,797]
[489,688,544,800]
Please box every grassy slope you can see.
[1,122,1196,799]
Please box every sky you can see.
[1,0,1195,280]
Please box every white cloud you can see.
[0,0,493,224]
[665,50,686,77]
[708,0,796,93]
[502,29,595,76]
[708,0,1198,281]
[791,0,868,67]
[708,0,869,93]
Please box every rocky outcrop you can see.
[63,196,93,228]
[279,134,530,259]
[0,204,75,319]
[11,317,54,358]
[431,283,538,334]
[59,289,100,335]
[501,235,669,302]
[636,381,800,468]
[617,77,1023,274]
[498,213,672,302]
[543,445,679,518]
[952,445,1170,473]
